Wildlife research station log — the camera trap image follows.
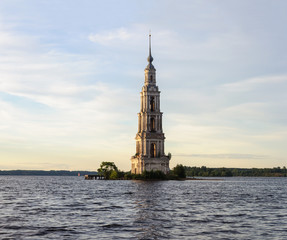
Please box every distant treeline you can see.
[0,170,97,176]
[185,166,287,177]
[1,167,286,177]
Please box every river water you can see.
[0,176,286,239]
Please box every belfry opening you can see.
[130,34,171,174]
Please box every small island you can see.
[85,161,186,180]
[84,161,287,180]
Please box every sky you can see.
[0,0,286,171]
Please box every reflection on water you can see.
[0,176,286,239]
[133,181,173,239]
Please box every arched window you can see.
[150,117,155,131]
[150,143,156,158]
[150,97,155,112]
[136,141,140,154]
[150,75,153,81]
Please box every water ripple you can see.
[0,176,286,239]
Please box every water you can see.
[0,176,286,239]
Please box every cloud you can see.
[88,24,179,53]
[174,153,269,160]
[89,27,132,45]
[221,75,287,92]
[217,102,268,120]
[1,1,287,170]
[0,22,140,159]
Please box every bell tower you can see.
[131,34,171,174]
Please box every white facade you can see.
[131,35,170,174]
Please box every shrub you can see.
[173,164,186,178]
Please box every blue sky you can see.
[0,0,286,170]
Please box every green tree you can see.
[124,172,132,180]
[173,164,186,178]
[97,161,118,179]
[109,170,118,180]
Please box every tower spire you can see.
[147,32,153,66]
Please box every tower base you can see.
[131,156,170,174]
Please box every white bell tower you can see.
[131,34,171,174]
